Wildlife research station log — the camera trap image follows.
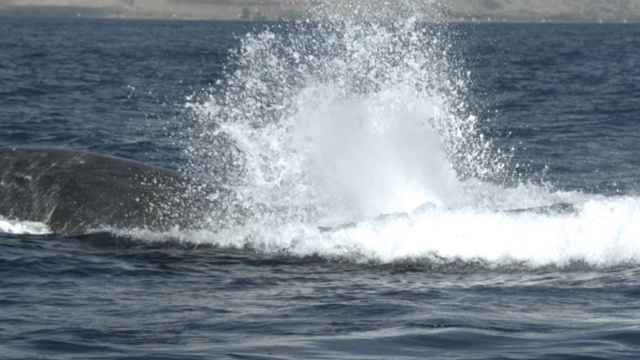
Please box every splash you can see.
[0,216,50,235]
[175,1,640,267]
[183,2,507,224]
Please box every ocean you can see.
[1,12,640,360]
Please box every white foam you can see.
[0,217,51,235]
[128,194,634,267]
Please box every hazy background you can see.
[1,0,640,22]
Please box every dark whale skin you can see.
[0,147,246,234]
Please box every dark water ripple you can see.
[1,233,640,359]
[463,24,640,193]
[0,19,257,167]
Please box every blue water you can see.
[2,16,640,359]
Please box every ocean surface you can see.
[2,13,640,359]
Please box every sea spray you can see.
[181,2,508,225]
[170,2,640,267]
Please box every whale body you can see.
[0,147,247,234]
[0,147,578,236]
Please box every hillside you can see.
[448,0,640,22]
[0,0,297,20]
[1,0,640,22]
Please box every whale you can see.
[0,147,578,236]
[0,147,249,234]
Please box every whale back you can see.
[0,147,244,234]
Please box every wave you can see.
[41,192,627,268]
[5,192,640,268]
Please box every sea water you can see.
[1,6,640,359]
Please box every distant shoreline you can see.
[0,4,290,21]
[1,14,638,25]
[1,4,639,24]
